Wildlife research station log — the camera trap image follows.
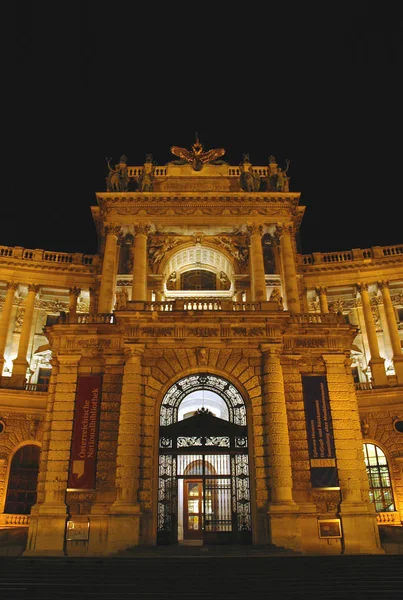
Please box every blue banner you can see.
[302,375,339,488]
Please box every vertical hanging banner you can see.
[68,375,102,490]
[302,375,339,488]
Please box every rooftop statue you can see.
[106,155,129,192]
[266,156,291,192]
[138,153,156,192]
[239,154,261,192]
[170,135,226,171]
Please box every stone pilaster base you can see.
[107,502,141,554]
[339,504,385,554]
[369,358,388,387]
[393,356,403,385]
[23,505,68,556]
[267,504,302,553]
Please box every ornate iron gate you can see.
[157,374,252,545]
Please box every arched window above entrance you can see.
[160,374,246,426]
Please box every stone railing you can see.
[127,165,270,179]
[289,313,347,324]
[355,381,373,391]
[147,300,263,312]
[300,244,403,266]
[376,511,401,525]
[0,245,98,267]
[0,514,30,527]
[67,313,116,324]
[0,378,49,392]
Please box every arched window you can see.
[363,443,395,512]
[181,270,216,291]
[4,444,40,515]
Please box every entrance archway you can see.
[157,374,252,545]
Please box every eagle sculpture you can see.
[170,136,225,171]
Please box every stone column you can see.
[98,226,120,313]
[378,280,403,384]
[0,282,18,375]
[315,287,329,313]
[260,345,301,551]
[323,354,383,554]
[108,345,145,552]
[88,287,96,315]
[277,225,300,312]
[68,287,81,321]
[358,283,388,386]
[131,225,150,303]
[11,284,40,387]
[24,354,81,556]
[247,224,267,302]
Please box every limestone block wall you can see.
[66,358,123,516]
[282,357,311,501]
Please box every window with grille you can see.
[181,270,216,291]
[363,443,395,512]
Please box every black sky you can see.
[8,2,402,257]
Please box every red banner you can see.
[68,376,102,490]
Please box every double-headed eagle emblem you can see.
[170,135,225,171]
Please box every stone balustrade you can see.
[0,245,98,266]
[300,244,403,266]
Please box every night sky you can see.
[8,2,402,257]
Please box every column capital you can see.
[54,354,82,367]
[357,282,369,293]
[259,344,282,359]
[69,286,81,297]
[246,223,262,236]
[275,224,293,237]
[6,281,19,291]
[377,280,389,291]
[133,224,151,236]
[322,354,347,366]
[315,286,327,296]
[104,225,121,236]
[124,344,146,359]
[27,284,40,294]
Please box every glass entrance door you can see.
[184,480,203,539]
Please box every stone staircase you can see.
[1,528,403,599]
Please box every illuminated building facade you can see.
[0,144,402,556]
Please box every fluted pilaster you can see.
[98,226,120,313]
[358,283,387,386]
[261,346,297,507]
[112,345,145,507]
[132,225,150,302]
[0,282,18,373]
[68,286,81,320]
[378,280,403,384]
[278,225,300,312]
[315,286,329,313]
[12,284,40,385]
[247,224,267,302]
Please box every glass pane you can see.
[363,443,395,512]
[188,499,199,513]
[188,516,199,530]
[188,483,199,496]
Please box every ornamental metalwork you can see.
[157,374,251,545]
